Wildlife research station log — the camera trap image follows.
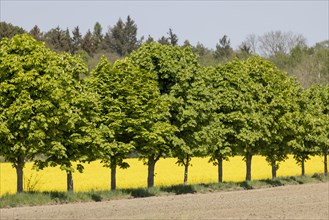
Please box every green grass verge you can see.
[1,173,328,208]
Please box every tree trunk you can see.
[147,156,156,188]
[271,160,277,179]
[218,155,223,183]
[301,159,305,176]
[183,155,190,186]
[67,171,74,191]
[111,165,116,190]
[245,153,252,181]
[324,150,328,176]
[16,156,24,193]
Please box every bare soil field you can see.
[1,182,328,220]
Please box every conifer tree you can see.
[92,22,103,51]
[29,25,43,41]
[214,35,234,62]
[44,26,71,52]
[0,22,25,40]
[81,30,96,56]
[168,28,178,46]
[105,16,139,56]
[72,26,82,54]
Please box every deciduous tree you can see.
[90,56,175,189]
[287,89,318,176]
[258,31,306,57]
[0,34,96,192]
[130,43,211,185]
[34,52,98,192]
[209,57,291,181]
[201,65,236,183]
[303,84,329,176]
[0,34,50,192]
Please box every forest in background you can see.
[1,16,328,88]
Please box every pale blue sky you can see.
[1,0,328,49]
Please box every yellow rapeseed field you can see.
[0,155,324,196]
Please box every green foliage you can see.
[202,65,233,164]
[1,32,328,192]
[30,52,98,175]
[128,43,180,151]
[299,84,329,169]
[129,43,211,169]
[89,57,136,170]
[247,57,301,171]
[285,85,327,168]
[210,58,263,156]
[0,34,63,168]
[0,34,99,193]
[89,55,176,188]
[203,56,303,180]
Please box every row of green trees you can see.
[1,34,328,193]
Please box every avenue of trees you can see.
[0,20,328,193]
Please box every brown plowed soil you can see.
[1,182,328,219]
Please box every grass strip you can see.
[1,173,328,208]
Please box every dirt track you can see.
[1,182,328,220]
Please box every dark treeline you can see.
[1,18,328,88]
[0,18,328,194]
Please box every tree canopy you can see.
[129,42,213,185]
[0,34,97,192]
[1,33,328,194]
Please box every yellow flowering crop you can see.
[0,155,324,195]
